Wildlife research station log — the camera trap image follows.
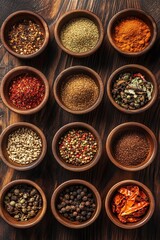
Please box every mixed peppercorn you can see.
[56,184,96,222]
[58,129,98,166]
[4,184,42,221]
[9,73,45,110]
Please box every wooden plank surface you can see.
[0,0,160,239]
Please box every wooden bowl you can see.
[106,122,157,171]
[0,66,49,115]
[105,180,155,229]
[52,122,102,172]
[53,66,104,114]
[107,8,157,56]
[0,122,47,171]
[0,179,47,228]
[1,10,49,58]
[107,64,158,114]
[51,179,101,228]
[54,10,104,57]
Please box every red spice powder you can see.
[9,74,45,109]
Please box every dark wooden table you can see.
[0,0,160,239]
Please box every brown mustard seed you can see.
[60,74,99,111]
[113,130,150,166]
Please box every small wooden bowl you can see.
[51,179,101,228]
[0,122,47,171]
[54,10,104,57]
[1,10,49,58]
[0,179,47,228]
[53,66,104,114]
[106,122,157,171]
[105,180,155,229]
[107,64,158,114]
[52,122,102,172]
[0,66,49,115]
[107,8,157,56]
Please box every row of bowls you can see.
[0,64,158,115]
[0,121,157,172]
[0,178,155,229]
[0,9,157,58]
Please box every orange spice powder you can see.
[113,17,151,52]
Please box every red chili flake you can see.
[8,74,45,110]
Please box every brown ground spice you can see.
[113,130,150,166]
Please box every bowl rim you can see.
[53,65,104,114]
[107,64,158,114]
[0,122,47,171]
[0,65,50,115]
[106,122,158,171]
[0,10,50,59]
[107,8,157,56]
[0,179,47,228]
[50,179,102,228]
[54,9,104,57]
[105,179,155,229]
[52,122,102,171]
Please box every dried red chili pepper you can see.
[9,73,45,110]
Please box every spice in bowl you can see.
[111,185,150,223]
[8,19,45,55]
[113,130,150,166]
[56,184,96,222]
[4,184,42,221]
[9,73,45,110]
[113,17,151,53]
[58,129,98,166]
[60,17,99,53]
[7,128,42,165]
[112,72,153,110]
[61,74,99,111]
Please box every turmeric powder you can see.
[113,17,151,53]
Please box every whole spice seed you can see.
[4,184,42,221]
[7,128,42,165]
[57,184,96,222]
[61,74,99,111]
[8,19,45,55]
[112,72,153,110]
[113,17,151,53]
[112,185,149,223]
[9,73,45,110]
[60,17,99,53]
[113,130,150,166]
[58,129,98,166]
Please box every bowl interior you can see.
[108,124,155,169]
[3,12,46,52]
[2,68,46,112]
[54,123,100,170]
[105,181,154,229]
[55,67,102,113]
[108,65,157,113]
[0,124,44,168]
[56,11,102,52]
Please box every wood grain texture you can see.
[0,0,160,239]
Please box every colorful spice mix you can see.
[8,19,45,55]
[112,185,150,223]
[7,128,42,165]
[113,130,150,166]
[112,72,153,110]
[9,73,45,110]
[58,129,98,166]
[4,184,42,221]
[113,17,151,53]
[61,74,99,111]
[60,17,99,53]
[56,184,96,222]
